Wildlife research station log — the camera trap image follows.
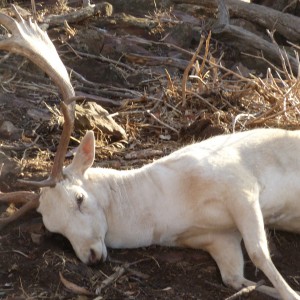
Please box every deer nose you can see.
[88,248,101,265]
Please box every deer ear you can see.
[69,131,95,175]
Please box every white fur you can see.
[38,128,300,299]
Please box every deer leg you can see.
[228,187,300,300]
[207,231,282,299]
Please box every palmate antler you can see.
[0,5,76,228]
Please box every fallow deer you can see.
[0,7,300,300]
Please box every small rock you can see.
[31,232,44,245]
[0,121,22,141]
[0,152,21,179]
[27,108,51,122]
[75,102,127,141]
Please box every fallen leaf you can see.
[59,272,94,296]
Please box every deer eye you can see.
[76,193,85,208]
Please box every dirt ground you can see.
[1,1,300,299]
[1,224,300,300]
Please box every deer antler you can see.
[0,192,39,230]
[0,5,76,185]
[0,6,77,227]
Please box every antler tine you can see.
[0,5,75,101]
[12,4,24,23]
[0,7,77,187]
[0,192,39,230]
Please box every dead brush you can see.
[234,38,300,130]
[166,30,300,134]
[145,3,178,36]
[55,0,70,13]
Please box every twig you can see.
[267,30,292,80]
[182,34,205,107]
[0,53,11,64]
[225,280,265,300]
[63,41,82,59]
[108,257,152,267]
[0,135,40,151]
[127,35,250,82]
[188,91,219,112]
[95,263,128,295]
[12,249,30,258]
[199,31,212,76]
[95,257,151,295]
[109,110,145,118]
[165,69,175,94]
[19,278,29,299]
[0,249,29,258]
[125,53,189,71]
[232,113,256,132]
[146,110,179,135]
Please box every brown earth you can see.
[1,1,300,300]
[1,217,300,299]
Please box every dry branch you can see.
[42,2,113,28]
[74,91,122,107]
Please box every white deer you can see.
[0,6,300,300]
[39,128,300,300]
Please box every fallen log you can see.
[171,0,300,43]
[169,0,299,74]
[42,2,113,29]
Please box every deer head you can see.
[38,131,109,264]
[0,7,77,228]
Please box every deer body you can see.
[39,128,300,300]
